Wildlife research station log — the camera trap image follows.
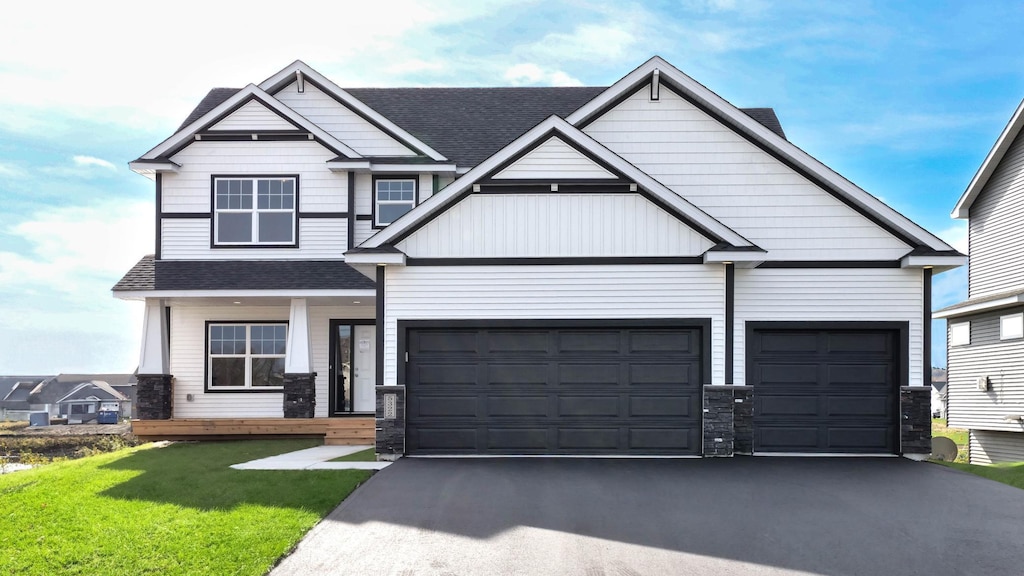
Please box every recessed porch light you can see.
[352,300,361,304]
[233,301,241,304]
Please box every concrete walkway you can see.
[230,445,391,471]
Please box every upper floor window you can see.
[214,176,297,246]
[374,177,417,228]
[1000,313,1023,340]
[950,321,970,346]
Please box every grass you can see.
[329,448,376,462]
[932,418,969,463]
[935,461,1024,490]
[0,439,372,575]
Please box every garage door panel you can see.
[487,396,549,417]
[559,428,620,450]
[630,396,693,417]
[558,363,621,385]
[751,327,898,454]
[488,428,549,450]
[487,363,548,385]
[558,396,620,417]
[406,324,703,455]
[558,331,620,353]
[415,364,478,385]
[630,331,694,353]
[488,331,550,354]
[412,331,477,354]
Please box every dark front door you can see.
[404,322,705,455]
[329,322,353,415]
[748,324,901,454]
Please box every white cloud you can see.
[524,23,638,62]
[504,63,582,87]
[0,162,27,178]
[73,155,116,171]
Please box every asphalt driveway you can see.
[271,457,1024,576]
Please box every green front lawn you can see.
[329,448,376,462]
[936,461,1024,490]
[0,439,372,575]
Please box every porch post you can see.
[137,299,173,420]
[283,298,316,418]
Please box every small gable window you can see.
[1000,313,1023,340]
[213,176,297,246]
[374,177,417,228]
[949,322,970,346]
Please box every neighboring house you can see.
[932,368,948,418]
[935,99,1024,464]
[56,381,132,424]
[114,56,963,457]
[0,377,48,421]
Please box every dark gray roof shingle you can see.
[112,255,375,292]
[174,86,788,167]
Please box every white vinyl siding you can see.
[968,130,1024,298]
[274,81,415,157]
[161,218,347,259]
[396,193,713,258]
[493,137,615,179]
[207,100,296,132]
[161,141,348,257]
[583,84,911,261]
[947,308,1024,433]
[384,265,725,386]
[733,268,924,386]
[968,429,1024,464]
[168,303,372,418]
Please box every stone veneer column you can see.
[375,385,406,459]
[282,373,316,418]
[900,386,931,455]
[703,385,754,457]
[136,374,173,420]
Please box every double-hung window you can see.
[214,176,296,245]
[374,177,416,227]
[208,323,287,390]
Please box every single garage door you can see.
[748,325,899,454]
[404,323,704,455]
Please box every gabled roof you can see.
[356,115,756,251]
[56,381,129,404]
[132,84,361,169]
[567,56,956,254]
[259,60,447,161]
[171,86,786,169]
[29,374,137,404]
[952,98,1024,219]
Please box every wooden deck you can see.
[132,417,375,445]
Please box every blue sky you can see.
[1,0,1021,374]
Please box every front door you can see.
[329,320,376,415]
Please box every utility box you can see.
[28,412,49,427]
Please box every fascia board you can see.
[933,294,1024,319]
[952,98,1024,219]
[139,85,361,160]
[568,56,954,252]
[900,255,968,270]
[360,116,752,248]
[113,289,376,300]
[259,61,448,161]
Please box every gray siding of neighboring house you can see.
[946,307,1024,456]
[969,429,1024,464]
[969,130,1024,298]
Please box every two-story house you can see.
[114,56,962,458]
[935,99,1024,464]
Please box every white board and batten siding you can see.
[968,430,1024,464]
[396,193,713,258]
[946,307,1024,436]
[493,137,615,179]
[968,130,1024,298]
[583,85,911,261]
[208,100,295,132]
[275,81,416,157]
[169,304,371,418]
[162,141,348,259]
[734,268,925,386]
[384,265,726,386]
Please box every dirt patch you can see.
[1,422,140,465]
[12,423,132,436]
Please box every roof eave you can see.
[933,293,1024,319]
[952,97,1024,219]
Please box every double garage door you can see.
[404,321,901,456]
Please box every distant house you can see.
[932,368,948,419]
[0,376,49,421]
[55,382,132,424]
[935,98,1024,464]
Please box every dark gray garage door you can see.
[748,326,899,454]
[404,323,704,455]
